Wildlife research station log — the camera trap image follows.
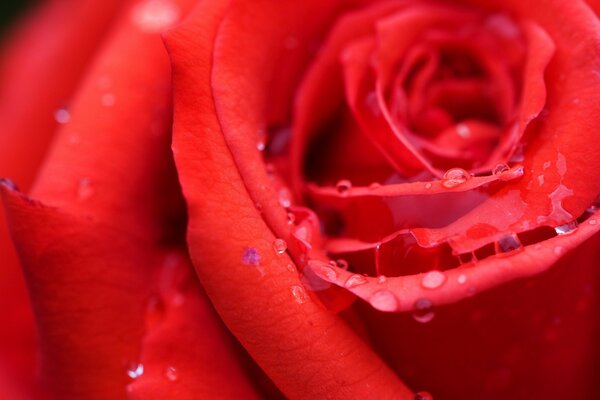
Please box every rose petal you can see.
[166,1,414,398]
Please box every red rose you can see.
[2,0,600,399]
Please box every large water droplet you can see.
[555,221,578,235]
[345,274,367,288]
[131,0,181,32]
[495,234,522,254]
[441,168,471,188]
[336,179,352,196]
[273,239,287,255]
[370,290,398,312]
[242,247,261,266]
[290,285,308,304]
[165,366,178,382]
[316,265,337,281]
[77,178,94,200]
[413,298,435,323]
[54,108,71,124]
[127,363,144,379]
[421,271,446,289]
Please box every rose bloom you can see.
[1,0,600,399]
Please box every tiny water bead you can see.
[370,290,398,312]
[554,220,578,235]
[273,238,287,255]
[54,108,71,124]
[377,275,387,284]
[345,274,367,288]
[493,163,510,175]
[589,219,598,225]
[421,270,446,289]
[457,273,467,284]
[424,182,433,189]
[165,366,178,382]
[317,265,337,281]
[553,246,565,256]
[441,168,471,188]
[456,123,471,138]
[415,391,433,400]
[412,298,435,323]
[495,234,522,254]
[242,247,261,266]
[335,259,349,269]
[290,285,308,304]
[335,179,352,195]
[127,363,144,379]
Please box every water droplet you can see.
[495,234,522,254]
[553,246,564,256]
[413,298,435,323]
[256,141,266,152]
[498,165,524,181]
[369,182,381,190]
[589,219,597,225]
[286,263,296,273]
[424,182,433,189]
[457,274,467,284]
[316,265,337,281]
[370,290,398,312]
[378,275,387,284]
[335,259,349,269]
[54,108,71,124]
[286,212,296,225]
[77,178,94,200]
[345,274,367,288]
[131,0,181,33]
[165,366,178,382]
[242,247,261,266]
[493,163,510,175]
[456,123,471,138]
[555,221,578,235]
[441,168,471,188]
[101,93,116,107]
[290,285,308,304]
[273,239,287,255]
[421,271,446,289]
[414,391,433,400]
[278,187,292,208]
[127,363,144,379]
[336,180,352,196]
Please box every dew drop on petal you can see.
[421,270,446,289]
[290,285,308,304]
[286,212,296,225]
[498,165,524,181]
[457,274,467,284]
[378,275,387,284]
[127,363,144,379]
[165,366,178,382]
[554,246,565,256]
[316,265,337,281]
[54,108,71,124]
[589,219,597,226]
[278,187,292,208]
[345,274,367,288]
[370,290,398,312]
[456,123,471,138]
[493,163,510,175]
[77,178,94,200]
[424,182,433,189]
[414,391,434,400]
[273,238,287,255]
[555,221,578,235]
[369,182,381,190]
[495,234,522,254]
[336,179,352,196]
[335,259,349,270]
[131,0,181,33]
[441,168,471,188]
[413,298,435,323]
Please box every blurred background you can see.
[1,0,36,37]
